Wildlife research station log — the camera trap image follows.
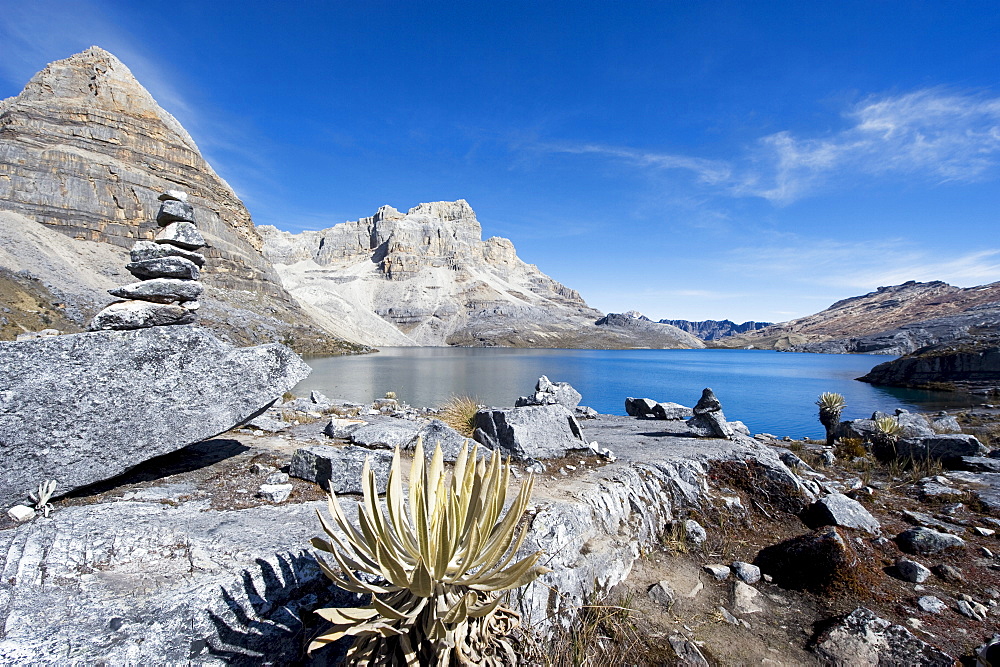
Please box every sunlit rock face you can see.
[0,47,347,352]
[259,201,705,349]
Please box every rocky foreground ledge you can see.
[2,380,1000,664]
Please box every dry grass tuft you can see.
[438,395,481,437]
[523,592,676,666]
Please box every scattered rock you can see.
[896,434,987,461]
[0,327,309,507]
[779,450,813,471]
[473,404,586,461]
[265,472,289,485]
[704,564,731,581]
[647,581,677,608]
[652,402,693,420]
[667,634,710,667]
[732,580,764,614]
[957,599,988,622]
[931,563,963,583]
[575,406,599,419]
[7,505,36,522]
[323,418,367,439]
[896,527,965,554]
[684,519,707,545]
[718,606,748,628]
[895,558,931,583]
[625,397,658,417]
[901,509,964,535]
[257,483,292,503]
[349,419,423,449]
[754,526,875,595]
[731,561,761,584]
[813,607,953,666]
[289,445,393,495]
[804,493,881,535]
[917,595,947,614]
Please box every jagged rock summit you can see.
[0,47,352,352]
[259,202,703,349]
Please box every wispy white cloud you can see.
[532,88,1000,204]
[727,238,1000,290]
[738,89,1000,202]
[542,142,732,185]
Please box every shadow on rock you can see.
[63,439,250,499]
[205,551,361,666]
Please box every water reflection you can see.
[296,348,978,439]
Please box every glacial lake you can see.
[294,347,979,440]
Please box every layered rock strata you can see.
[717,280,1000,354]
[858,337,1000,394]
[90,190,204,330]
[0,47,354,352]
[258,202,703,349]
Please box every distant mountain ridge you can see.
[259,204,704,349]
[659,318,773,341]
[716,280,1000,354]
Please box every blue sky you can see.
[2,1,1000,322]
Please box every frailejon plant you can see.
[816,392,846,445]
[310,438,549,665]
[872,415,902,459]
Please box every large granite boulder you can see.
[0,326,309,508]
[473,404,586,460]
[836,409,937,442]
[895,434,986,461]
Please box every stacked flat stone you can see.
[90,190,206,330]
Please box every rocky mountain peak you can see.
[406,199,476,221]
[259,202,700,348]
[9,46,197,151]
[0,47,353,352]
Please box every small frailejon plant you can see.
[438,396,481,438]
[816,392,846,445]
[871,415,902,459]
[29,479,57,518]
[310,438,549,665]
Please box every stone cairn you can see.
[90,190,206,330]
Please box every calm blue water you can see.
[294,348,977,439]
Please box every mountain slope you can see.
[716,280,1000,354]
[260,202,703,349]
[0,47,357,352]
